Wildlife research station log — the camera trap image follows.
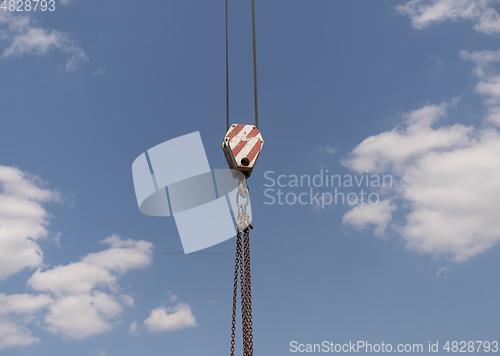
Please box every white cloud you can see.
[0,165,60,281]
[119,294,135,307]
[0,12,86,70]
[0,321,40,351]
[44,292,122,339]
[84,235,154,274]
[460,49,500,78]
[435,266,451,278]
[319,146,337,154]
[397,0,500,34]
[53,232,62,247]
[485,105,500,125]
[476,75,500,102]
[0,165,154,348]
[0,293,52,315]
[342,200,396,236]
[28,263,117,296]
[25,235,153,339]
[0,293,52,351]
[128,321,138,335]
[0,166,59,350]
[343,99,500,262]
[461,49,500,126]
[27,235,153,296]
[144,303,196,332]
[166,291,178,302]
[341,98,470,173]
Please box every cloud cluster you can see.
[397,0,500,34]
[341,1,500,262]
[0,166,53,349]
[0,293,53,350]
[461,48,500,126]
[144,303,196,332]
[128,321,138,335]
[342,99,470,174]
[342,200,396,236]
[343,99,500,262]
[28,236,153,296]
[0,164,198,351]
[0,11,86,70]
[0,165,60,281]
[0,235,153,350]
[27,235,153,339]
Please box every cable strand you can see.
[226,0,230,131]
[251,0,258,128]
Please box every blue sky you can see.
[1,0,500,355]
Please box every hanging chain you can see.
[242,227,253,355]
[230,227,253,356]
[230,178,254,355]
[230,231,243,356]
[240,230,248,354]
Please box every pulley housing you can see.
[222,124,263,178]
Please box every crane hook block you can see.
[222,124,264,179]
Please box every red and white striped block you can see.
[222,124,264,178]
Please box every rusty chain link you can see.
[243,227,253,355]
[230,231,242,356]
[230,226,254,356]
[240,230,248,354]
